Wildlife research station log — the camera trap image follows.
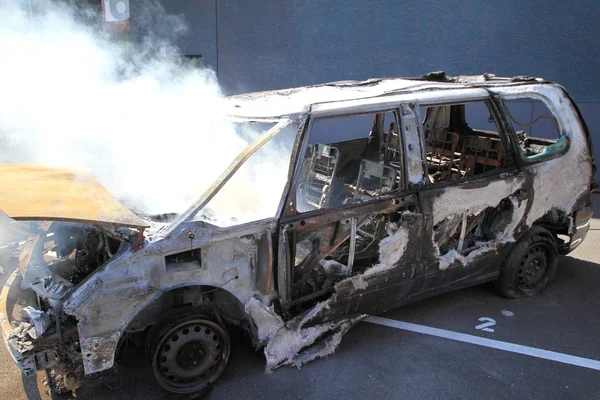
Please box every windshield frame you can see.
[160,118,299,236]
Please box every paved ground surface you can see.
[1,197,599,399]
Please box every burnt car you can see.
[0,72,596,394]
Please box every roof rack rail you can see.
[510,75,540,82]
[417,71,502,82]
[420,71,450,82]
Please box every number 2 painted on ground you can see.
[476,317,496,333]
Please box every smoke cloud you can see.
[0,1,294,226]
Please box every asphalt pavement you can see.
[1,197,599,399]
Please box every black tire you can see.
[491,226,558,299]
[145,307,231,394]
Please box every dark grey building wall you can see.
[158,0,600,158]
[131,0,217,72]
[161,0,217,66]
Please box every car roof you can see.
[224,72,547,120]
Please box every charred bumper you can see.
[0,270,36,375]
[0,270,76,377]
[570,203,593,251]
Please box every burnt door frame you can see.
[414,95,530,300]
[276,104,424,319]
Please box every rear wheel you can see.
[491,226,558,299]
[146,308,231,394]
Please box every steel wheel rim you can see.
[152,318,229,393]
[516,244,549,291]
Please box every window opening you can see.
[422,101,505,183]
[502,98,564,161]
[296,110,401,213]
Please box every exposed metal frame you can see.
[162,119,292,237]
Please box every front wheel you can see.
[146,308,231,394]
[491,226,558,299]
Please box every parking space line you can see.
[366,316,600,371]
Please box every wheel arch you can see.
[529,223,559,239]
[81,283,254,375]
[123,283,253,335]
[531,208,571,236]
[508,218,561,247]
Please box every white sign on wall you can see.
[103,0,130,22]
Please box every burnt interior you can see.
[290,205,415,310]
[289,107,420,310]
[43,223,121,285]
[433,198,517,256]
[296,111,401,213]
[287,101,526,311]
[423,102,506,183]
[289,109,416,311]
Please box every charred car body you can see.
[0,73,595,394]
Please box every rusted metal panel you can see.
[0,164,149,228]
[282,194,416,234]
[256,230,274,296]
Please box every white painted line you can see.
[365,316,600,371]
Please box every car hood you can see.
[0,163,149,229]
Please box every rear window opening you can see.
[501,98,566,161]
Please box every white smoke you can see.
[0,1,294,226]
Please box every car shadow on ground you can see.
[20,372,46,400]
[554,255,600,288]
